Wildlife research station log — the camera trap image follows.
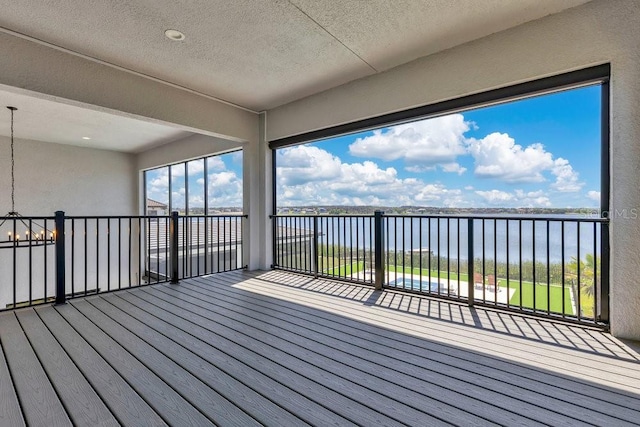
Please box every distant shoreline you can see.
[276,205,600,216]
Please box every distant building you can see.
[147,199,168,216]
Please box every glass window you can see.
[144,150,243,215]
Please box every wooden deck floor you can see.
[1,270,639,426]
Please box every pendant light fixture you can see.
[0,106,55,248]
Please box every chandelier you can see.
[0,106,55,248]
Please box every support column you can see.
[243,112,273,270]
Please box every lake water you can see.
[308,214,603,263]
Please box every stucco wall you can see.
[0,136,137,215]
[265,0,640,339]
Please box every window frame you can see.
[269,64,610,217]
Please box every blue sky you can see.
[276,85,602,208]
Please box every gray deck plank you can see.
[157,284,532,426]
[35,305,168,427]
[179,278,640,426]
[234,272,640,388]
[197,274,640,422]
[2,270,639,427]
[82,296,306,427]
[70,297,262,427]
[275,270,635,359]
[108,291,376,427]
[118,289,417,427]
[160,281,598,427]
[53,303,214,427]
[236,274,639,405]
[0,311,71,427]
[0,315,25,427]
[127,287,459,427]
[15,309,119,427]
[260,270,638,366]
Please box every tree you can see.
[565,254,599,297]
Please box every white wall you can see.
[0,136,137,215]
[265,0,640,339]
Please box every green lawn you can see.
[503,280,573,315]
[386,265,573,315]
[321,260,364,276]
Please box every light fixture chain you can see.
[10,107,15,213]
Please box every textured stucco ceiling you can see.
[0,0,591,111]
[0,88,192,152]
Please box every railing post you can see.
[374,210,384,290]
[467,218,475,306]
[55,211,66,305]
[312,216,319,278]
[599,221,610,323]
[170,211,179,284]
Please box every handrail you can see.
[271,212,609,222]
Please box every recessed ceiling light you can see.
[82,136,91,140]
[164,29,185,41]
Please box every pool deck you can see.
[381,272,516,304]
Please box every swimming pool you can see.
[388,278,451,294]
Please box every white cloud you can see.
[587,190,601,202]
[551,158,583,192]
[276,145,465,207]
[145,155,243,208]
[189,195,204,206]
[186,160,205,176]
[468,132,583,192]
[468,133,554,183]
[415,184,465,207]
[529,197,552,207]
[277,145,342,186]
[275,113,592,207]
[349,114,469,169]
[146,169,169,202]
[170,165,185,177]
[208,171,243,206]
[515,189,544,198]
[476,189,551,207]
[415,184,451,202]
[207,156,226,171]
[230,151,243,164]
[475,190,514,204]
[405,165,436,173]
[441,163,467,175]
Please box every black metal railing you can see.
[272,212,609,326]
[0,215,56,309]
[176,214,246,278]
[0,211,246,312]
[272,214,376,286]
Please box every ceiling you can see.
[0,0,591,152]
[0,88,192,152]
[0,0,591,112]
